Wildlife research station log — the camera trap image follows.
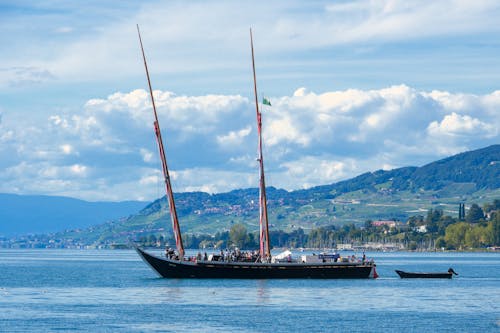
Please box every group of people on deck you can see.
[210,248,261,262]
[165,248,180,260]
[341,252,367,263]
[165,247,261,263]
[166,247,371,264]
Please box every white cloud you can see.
[481,90,500,111]
[217,127,252,147]
[173,168,256,194]
[1,1,499,202]
[228,155,255,168]
[266,115,309,147]
[425,90,475,112]
[265,85,500,157]
[140,148,154,163]
[0,66,55,87]
[279,157,356,188]
[0,130,14,143]
[49,115,70,129]
[60,144,73,155]
[0,86,498,201]
[70,164,87,176]
[83,89,248,138]
[139,172,160,186]
[427,112,497,137]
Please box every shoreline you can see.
[1,246,498,253]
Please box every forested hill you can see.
[408,144,499,190]
[137,144,499,217]
[4,145,498,245]
[311,144,500,197]
[165,144,499,205]
[131,144,499,234]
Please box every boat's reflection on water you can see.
[256,279,270,304]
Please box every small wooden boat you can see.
[395,268,458,279]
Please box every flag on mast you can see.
[262,97,271,106]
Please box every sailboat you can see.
[134,26,377,279]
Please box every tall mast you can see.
[137,25,185,259]
[250,28,271,260]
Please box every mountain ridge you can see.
[55,144,500,247]
[1,144,499,241]
[0,193,147,236]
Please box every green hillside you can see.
[5,145,499,248]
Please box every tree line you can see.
[138,199,500,251]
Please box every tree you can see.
[426,209,442,233]
[466,203,484,223]
[458,203,466,220]
[437,215,455,236]
[229,223,249,249]
[435,237,446,249]
[364,220,373,230]
[426,209,443,224]
[492,212,500,246]
[483,199,500,214]
[408,241,418,251]
[444,222,470,249]
[407,215,424,229]
[307,228,324,248]
[465,225,490,248]
[247,232,257,248]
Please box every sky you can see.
[0,0,499,202]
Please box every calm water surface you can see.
[0,249,499,332]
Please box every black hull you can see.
[395,270,453,279]
[136,247,376,279]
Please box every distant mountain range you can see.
[1,145,499,244]
[0,194,147,236]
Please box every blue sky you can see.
[0,0,499,201]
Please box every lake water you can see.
[0,249,499,332]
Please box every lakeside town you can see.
[3,199,499,252]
